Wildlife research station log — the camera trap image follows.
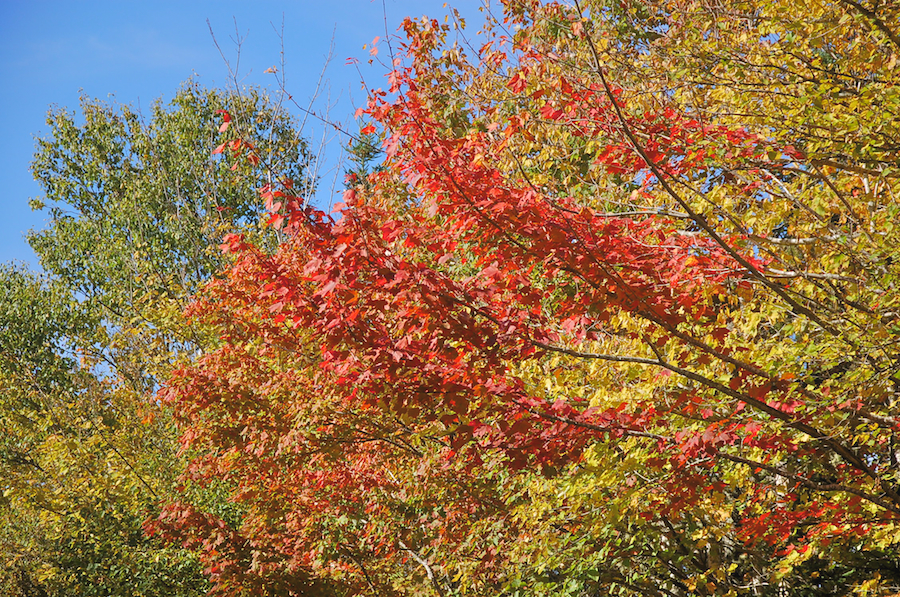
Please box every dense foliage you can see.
[1,82,310,597]
[149,1,900,595]
[5,1,900,596]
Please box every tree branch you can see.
[398,541,445,597]
[835,0,900,51]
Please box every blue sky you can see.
[0,0,485,268]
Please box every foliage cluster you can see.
[1,82,310,597]
[4,1,900,596]
[149,1,900,595]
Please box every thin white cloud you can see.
[8,28,211,80]
[85,28,209,70]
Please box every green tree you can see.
[0,81,312,597]
[344,125,383,190]
[29,80,310,316]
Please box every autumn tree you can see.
[150,2,900,596]
[0,82,312,597]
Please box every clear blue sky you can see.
[0,1,486,268]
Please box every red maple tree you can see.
[148,2,900,594]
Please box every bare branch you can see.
[398,541,445,597]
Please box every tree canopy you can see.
[148,1,900,595]
[1,82,310,597]
[5,1,900,596]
